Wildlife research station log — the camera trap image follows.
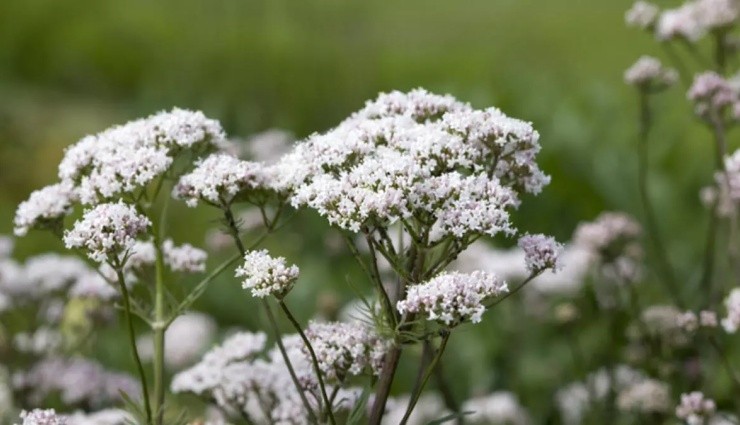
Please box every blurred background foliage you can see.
[0,0,733,422]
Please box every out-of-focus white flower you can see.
[397,271,508,326]
[624,56,678,89]
[0,236,14,259]
[721,287,740,333]
[162,240,207,273]
[244,129,295,163]
[676,392,716,425]
[173,153,271,208]
[64,409,133,425]
[382,393,449,425]
[14,182,77,236]
[518,233,563,274]
[573,212,643,284]
[137,312,217,371]
[12,357,139,408]
[463,391,531,425]
[655,0,737,42]
[63,201,151,264]
[616,379,671,414]
[625,1,660,29]
[236,250,299,299]
[688,72,740,118]
[13,328,63,356]
[16,409,66,425]
[304,321,389,380]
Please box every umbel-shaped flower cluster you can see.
[278,88,548,236]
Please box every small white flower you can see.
[518,233,563,274]
[63,201,151,263]
[676,392,716,425]
[625,1,660,29]
[721,287,740,333]
[397,271,508,326]
[163,240,207,273]
[235,250,299,298]
[624,56,678,88]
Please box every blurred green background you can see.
[0,0,731,421]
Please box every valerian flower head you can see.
[137,312,217,371]
[56,108,226,205]
[235,250,299,299]
[624,56,678,90]
[162,239,208,273]
[617,379,671,414]
[280,89,547,237]
[16,409,66,425]
[397,271,508,326]
[304,321,389,381]
[625,1,660,29]
[173,153,272,208]
[518,233,563,274]
[676,392,716,425]
[688,72,740,118]
[721,287,740,333]
[63,201,151,264]
[462,392,531,425]
[14,182,77,236]
[573,212,643,283]
[656,0,738,42]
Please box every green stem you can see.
[152,231,167,425]
[400,332,451,425]
[278,300,337,425]
[223,206,318,424]
[115,267,152,424]
[262,299,319,424]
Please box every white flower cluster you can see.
[137,312,217,371]
[304,321,389,381]
[14,108,225,238]
[518,233,563,274]
[14,182,77,237]
[556,365,657,425]
[173,331,360,424]
[162,239,208,273]
[721,287,740,333]
[625,1,660,29]
[12,357,139,408]
[573,212,643,283]
[677,309,719,331]
[397,271,508,326]
[173,153,271,208]
[13,328,63,356]
[58,108,226,205]
[624,56,678,89]
[462,392,531,425]
[688,72,740,119]
[16,409,66,425]
[676,392,716,425]
[235,250,299,298]
[655,0,738,41]
[282,89,547,236]
[616,378,672,414]
[63,201,151,263]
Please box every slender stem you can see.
[636,92,684,307]
[223,206,318,424]
[278,300,337,425]
[263,299,319,424]
[152,230,167,425]
[487,274,537,309]
[365,234,398,328]
[400,332,451,425]
[715,31,728,75]
[660,42,691,88]
[115,267,153,424]
[368,346,402,425]
[433,351,462,424]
